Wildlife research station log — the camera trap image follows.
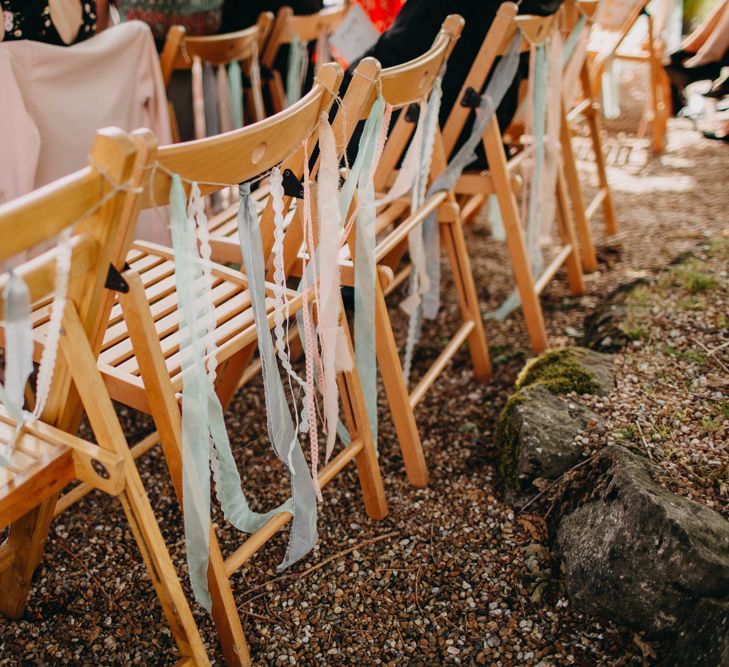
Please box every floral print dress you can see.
[1,0,97,45]
[119,1,223,43]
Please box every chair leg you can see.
[119,482,210,664]
[59,304,210,665]
[335,298,388,520]
[555,168,585,296]
[374,280,429,487]
[581,63,618,236]
[439,201,492,381]
[483,120,548,353]
[119,273,251,667]
[560,104,598,273]
[0,497,57,618]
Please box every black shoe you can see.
[702,130,729,143]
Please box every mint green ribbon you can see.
[228,60,244,129]
[489,38,546,321]
[170,176,292,612]
[236,183,318,571]
[346,96,386,443]
[0,273,33,467]
[563,14,587,65]
[286,35,308,108]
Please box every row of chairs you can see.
[159,4,348,139]
[0,2,619,664]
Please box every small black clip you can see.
[105,263,130,293]
[461,87,483,109]
[405,103,421,124]
[282,169,305,199]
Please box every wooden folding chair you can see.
[442,3,585,354]
[261,4,348,113]
[159,12,274,141]
[0,129,209,665]
[199,16,486,489]
[329,15,490,487]
[89,63,386,666]
[587,0,671,153]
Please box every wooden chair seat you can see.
[0,410,125,530]
[29,241,297,415]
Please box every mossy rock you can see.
[495,347,613,494]
[496,385,600,494]
[515,347,614,396]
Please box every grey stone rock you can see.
[557,446,729,666]
[497,347,611,494]
[506,386,598,486]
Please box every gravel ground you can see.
[1,78,728,665]
[571,237,728,517]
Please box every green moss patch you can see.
[515,348,600,396]
[495,391,527,488]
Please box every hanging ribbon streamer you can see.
[286,35,309,108]
[0,273,33,467]
[488,194,505,241]
[236,182,318,568]
[170,177,292,611]
[316,113,352,465]
[228,60,245,129]
[374,102,425,209]
[269,166,309,438]
[203,62,220,138]
[489,38,548,322]
[1,226,72,461]
[562,14,590,103]
[192,56,206,139]
[601,59,621,120]
[341,96,387,443]
[563,14,587,64]
[401,68,444,384]
[217,64,234,134]
[395,32,521,329]
[298,147,323,500]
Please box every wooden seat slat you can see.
[100,279,245,366]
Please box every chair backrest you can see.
[143,61,342,269]
[0,129,145,431]
[160,13,274,85]
[328,14,463,195]
[589,0,652,67]
[441,3,554,158]
[159,12,274,134]
[261,5,348,70]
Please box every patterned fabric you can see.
[356,0,403,32]
[1,0,97,45]
[119,0,222,41]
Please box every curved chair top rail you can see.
[441,3,554,156]
[0,129,136,270]
[375,14,465,115]
[159,12,273,84]
[142,61,343,207]
[261,5,348,67]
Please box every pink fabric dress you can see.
[0,20,171,243]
